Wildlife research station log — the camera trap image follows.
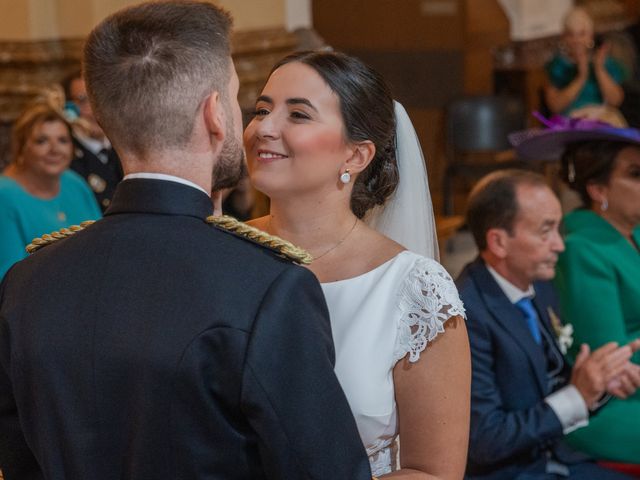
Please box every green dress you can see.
[555,209,640,463]
[0,171,102,279]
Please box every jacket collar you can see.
[105,178,213,220]
[467,257,550,394]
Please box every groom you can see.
[0,2,370,479]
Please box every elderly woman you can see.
[0,103,101,279]
[545,7,625,116]
[512,116,640,465]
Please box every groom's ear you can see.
[203,91,226,145]
[345,140,375,174]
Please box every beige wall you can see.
[0,0,286,41]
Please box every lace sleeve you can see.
[394,257,465,363]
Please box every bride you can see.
[244,51,470,479]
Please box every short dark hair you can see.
[11,103,71,162]
[83,0,232,156]
[61,70,82,101]
[272,51,399,219]
[560,140,632,206]
[466,169,548,251]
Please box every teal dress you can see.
[0,170,102,279]
[546,53,626,115]
[555,209,640,463]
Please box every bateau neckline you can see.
[320,250,411,286]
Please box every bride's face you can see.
[244,62,354,200]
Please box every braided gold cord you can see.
[26,220,96,254]
[206,215,313,265]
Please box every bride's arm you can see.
[386,315,471,480]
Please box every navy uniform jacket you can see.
[0,179,371,480]
[457,257,588,480]
[70,137,123,212]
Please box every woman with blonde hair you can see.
[0,103,101,278]
[545,7,626,116]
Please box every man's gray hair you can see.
[83,1,232,156]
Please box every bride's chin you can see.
[249,175,286,199]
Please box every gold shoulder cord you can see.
[206,215,313,265]
[26,221,96,254]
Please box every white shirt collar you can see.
[73,129,111,156]
[487,265,535,304]
[123,172,209,196]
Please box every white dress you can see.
[321,250,465,476]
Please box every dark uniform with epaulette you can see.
[0,178,371,479]
[70,137,123,212]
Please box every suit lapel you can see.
[470,259,549,395]
[532,292,567,373]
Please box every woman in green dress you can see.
[555,136,640,463]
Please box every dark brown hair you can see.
[271,51,399,219]
[62,70,82,102]
[560,140,632,206]
[83,1,232,156]
[466,169,548,251]
[11,103,71,163]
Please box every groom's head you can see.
[83,1,245,187]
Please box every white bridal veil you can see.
[364,101,439,260]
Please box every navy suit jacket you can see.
[70,137,123,212]
[457,257,588,479]
[0,179,371,480]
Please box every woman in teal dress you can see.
[555,133,640,463]
[0,103,101,279]
[545,7,626,116]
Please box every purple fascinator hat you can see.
[509,113,640,161]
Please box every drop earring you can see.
[601,199,608,211]
[340,169,351,184]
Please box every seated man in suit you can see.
[63,71,123,211]
[457,169,640,479]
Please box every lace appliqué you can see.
[368,438,399,476]
[394,257,465,363]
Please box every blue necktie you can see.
[515,297,542,345]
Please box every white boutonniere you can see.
[547,307,573,354]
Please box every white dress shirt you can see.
[123,172,209,196]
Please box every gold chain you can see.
[268,216,358,262]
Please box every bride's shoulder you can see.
[399,252,459,293]
[393,253,466,364]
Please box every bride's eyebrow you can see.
[256,95,273,105]
[286,98,318,112]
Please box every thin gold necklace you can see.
[268,216,358,261]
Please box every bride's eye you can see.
[290,111,311,120]
[252,107,270,117]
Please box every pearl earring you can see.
[601,199,608,211]
[340,169,351,184]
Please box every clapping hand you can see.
[607,339,640,399]
[592,42,610,72]
[570,341,635,408]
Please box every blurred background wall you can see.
[1,0,638,213]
